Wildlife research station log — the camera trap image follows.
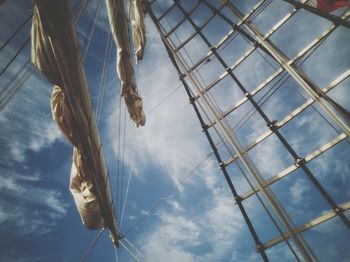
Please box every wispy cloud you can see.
[0,30,68,237]
[0,171,68,235]
[290,178,310,205]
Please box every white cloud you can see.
[0,172,68,235]
[0,71,64,162]
[168,199,184,213]
[0,42,68,237]
[290,178,310,205]
[138,185,245,262]
[106,19,209,189]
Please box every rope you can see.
[147,84,182,115]
[120,143,137,227]
[228,17,332,133]
[0,38,30,77]
[0,60,31,98]
[114,245,119,262]
[0,62,34,111]
[116,88,123,224]
[73,0,90,24]
[82,0,104,61]
[119,240,141,262]
[0,14,32,52]
[0,0,91,111]
[153,1,315,259]
[233,72,289,132]
[0,0,89,77]
[96,28,113,122]
[119,106,127,225]
[80,227,106,261]
[234,161,301,261]
[123,237,144,257]
[122,152,213,237]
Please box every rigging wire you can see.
[214,19,338,150]
[119,240,141,262]
[192,86,299,260]
[116,82,123,225]
[154,0,226,129]
[0,0,90,76]
[122,152,213,237]
[96,27,113,122]
[119,106,127,225]
[0,0,89,54]
[82,0,104,61]
[193,0,272,72]
[0,38,30,77]
[234,161,302,261]
[153,0,316,258]
[0,66,34,111]
[0,0,92,111]
[0,14,32,52]
[235,27,338,134]
[73,0,91,23]
[119,143,136,228]
[147,84,182,115]
[123,237,144,258]
[80,227,106,262]
[114,246,119,262]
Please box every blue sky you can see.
[0,0,350,261]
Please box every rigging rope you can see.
[80,227,106,262]
[234,28,336,133]
[96,27,113,122]
[213,17,337,150]
[0,14,32,52]
[114,245,119,262]
[82,0,104,61]
[0,38,30,77]
[122,152,213,237]
[123,237,144,258]
[116,85,123,225]
[119,143,137,227]
[119,240,141,262]
[119,106,127,225]
[151,1,320,259]
[234,161,302,261]
[0,0,92,111]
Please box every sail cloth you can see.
[131,0,147,62]
[31,0,119,245]
[106,0,146,127]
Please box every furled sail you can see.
[131,0,147,62]
[31,0,119,245]
[106,0,146,127]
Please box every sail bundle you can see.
[31,0,119,245]
[131,0,147,62]
[106,0,146,127]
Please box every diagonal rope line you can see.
[82,0,104,61]
[119,239,141,262]
[114,245,119,262]
[123,237,144,257]
[96,27,113,122]
[80,227,106,262]
[119,105,127,225]
[0,0,92,111]
[122,152,213,237]
[119,143,137,228]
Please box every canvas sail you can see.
[31,0,119,245]
[106,0,146,127]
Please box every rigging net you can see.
[145,0,350,261]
